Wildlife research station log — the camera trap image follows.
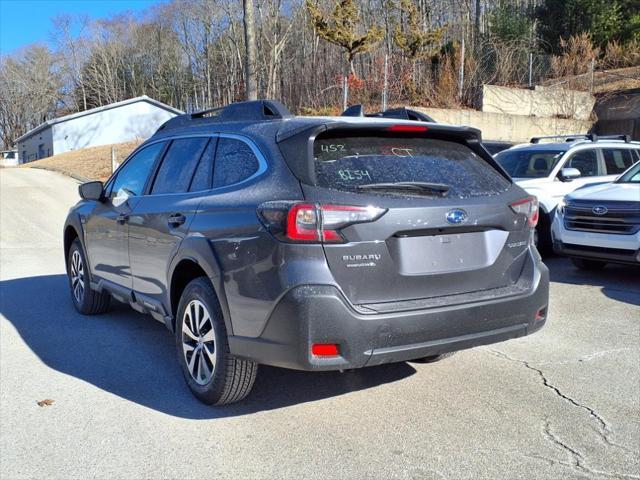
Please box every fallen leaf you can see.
[37,399,54,407]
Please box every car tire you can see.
[412,352,457,364]
[571,258,607,271]
[535,211,553,256]
[67,239,111,315]
[175,277,257,405]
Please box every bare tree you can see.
[243,0,259,100]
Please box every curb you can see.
[28,165,92,183]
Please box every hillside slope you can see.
[22,141,141,182]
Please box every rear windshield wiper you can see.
[356,182,450,196]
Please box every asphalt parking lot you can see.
[1,168,638,480]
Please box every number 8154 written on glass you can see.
[338,169,372,181]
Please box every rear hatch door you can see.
[280,124,533,308]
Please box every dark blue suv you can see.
[64,100,549,405]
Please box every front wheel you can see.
[571,258,607,271]
[67,239,111,315]
[176,277,257,405]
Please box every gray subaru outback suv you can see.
[64,100,549,405]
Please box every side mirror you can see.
[558,167,581,182]
[78,181,104,201]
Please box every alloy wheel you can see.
[181,299,216,385]
[70,250,85,304]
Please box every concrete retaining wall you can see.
[481,85,595,121]
[418,107,593,143]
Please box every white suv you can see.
[551,161,640,269]
[495,134,640,252]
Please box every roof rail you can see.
[530,133,632,144]
[157,99,292,132]
[530,134,589,143]
[595,134,631,143]
[340,104,435,122]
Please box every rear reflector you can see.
[311,343,340,357]
[386,124,428,133]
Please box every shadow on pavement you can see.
[545,257,640,306]
[0,274,416,419]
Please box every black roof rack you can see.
[157,99,293,132]
[340,104,436,123]
[530,133,631,144]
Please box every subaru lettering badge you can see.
[446,209,468,224]
[592,206,608,215]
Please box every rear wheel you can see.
[176,277,257,405]
[571,258,607,271]
[412,352,457,364]
[67,239,111,314]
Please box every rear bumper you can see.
[228,251,549,371]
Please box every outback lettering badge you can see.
[343,253,381,268]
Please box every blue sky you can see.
[0,0,161,55]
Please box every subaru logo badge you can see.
[592,205,608,215]
[446,209,468,224]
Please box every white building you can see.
[15,96,182,163]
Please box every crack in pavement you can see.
[533,348,638,366]
[486,348,633,455]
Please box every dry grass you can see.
[22,140,141,182]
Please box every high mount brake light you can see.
[386,125,429,133]
[258,202,387,244]
[510,197,539,227]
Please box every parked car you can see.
[483,140,514,156]
[495,134,640,253]
[552,161,640,269]
[64,100,549,405]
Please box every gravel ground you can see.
[1,168,638,480]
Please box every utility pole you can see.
[528,52,533,88]
[459,36,465,101]
[243,0,258,101]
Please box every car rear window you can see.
[313,134,510,198]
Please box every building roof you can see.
[15,96,183,144]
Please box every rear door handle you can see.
[116,213,129,225]
[168,213,186,227]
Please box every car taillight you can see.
[259,202,387,243]
[510,196,539,227]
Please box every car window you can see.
[314,135,510,197]
[212,137,260,188]
[189,138,217,192]
[566,150,599,177]
[602,148,636,175]
[495,149,565,178]
[616,161,640,183]
[151,137,209,195]
[110,142,165,198]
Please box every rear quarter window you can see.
[313,134,510,198]
[213,137,260,188]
